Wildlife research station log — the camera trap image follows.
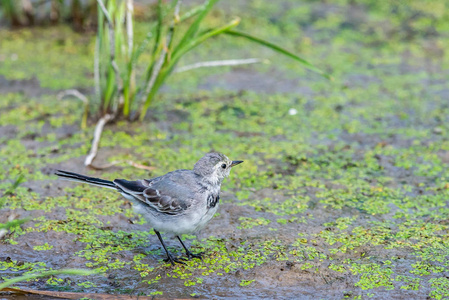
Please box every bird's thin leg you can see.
[154,230,185,265]
[177,235,203,260]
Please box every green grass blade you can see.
[0,269,98,289]
[164,0,180,60]
[124,32,153,115]
[224,30,332,80]
[8,173,25,193]
[178,3,205,23]
[136,0,198,63]
[0,218,27,230]
[145,0,165,83]
[114,0,126,60]
[152,0,163,57]
[2,173,25,198]
[96,3,105,104]
[167,2,208,60]
[170,18,241,66]
[132,32,153,65]
[132,0,201,64]
[123,84,130,116]
[143,1,202,83]
[103,66,115,111]
[172,0,220,58]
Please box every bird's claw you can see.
[186,251,203,260]
[163,255,186,265]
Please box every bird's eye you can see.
[221,164,227,169]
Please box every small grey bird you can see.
[55,152,243,265]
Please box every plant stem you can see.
[174,58,266,73]
[84,113,114,167]
[126,0,133,59]
[123,0,135,117]
[96,0,124,113]
[57,89,89,129]
[139,1,181,121]
[94,37,101,105]
[139,38,168,121]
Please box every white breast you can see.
[194,204,219,231]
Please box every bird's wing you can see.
[114,171,197,215]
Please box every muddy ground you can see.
[1,0,449,299]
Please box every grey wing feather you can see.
[114,179,147,193]
[114,171,196,215]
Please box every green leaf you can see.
[0,218,27,230]
[172,0,220,58]
[152,0,164,58]
[103,66,116,111]
[170,18,241,70]
[0,269,98,289]
[7,173,25,193]
[178,3,205,23]
[132,32,153,66]
[144,0,204,83]
[224,30,332,80]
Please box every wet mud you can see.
[2,0,449,299]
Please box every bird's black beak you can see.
[230,160,244,167]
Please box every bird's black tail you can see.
[55,170,117,190]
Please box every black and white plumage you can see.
[55,152,243,265]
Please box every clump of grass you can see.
[83,0,330,167]
[96,0,330,121]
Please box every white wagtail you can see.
[55,152,243,265]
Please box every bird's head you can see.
[193,152,243,184]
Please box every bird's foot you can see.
[185,251,203,260]
[163,254,186,265]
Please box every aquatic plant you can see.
[0,174,27,239]
[0,269,97,289]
